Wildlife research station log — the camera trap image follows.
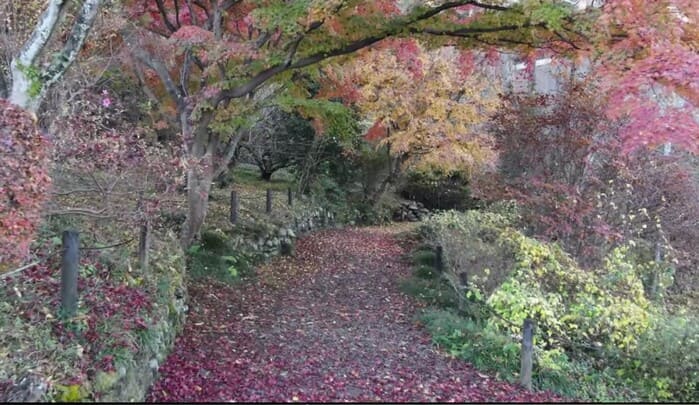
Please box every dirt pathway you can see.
[147,227,560,402]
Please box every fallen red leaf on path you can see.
[147,227,564,403]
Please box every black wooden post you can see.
[459,272,468,288]
[280,240,295,256]
[435,245,444,273]
[139,221,150,274]
[520,318,534,391]
[266,189,273,214]
[287,187,293,206]
[230,190,239,224]
[60,230,80,318]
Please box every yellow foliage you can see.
[335,42,501,175]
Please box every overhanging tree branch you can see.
[215,0,518,103]
[217,23,528,103]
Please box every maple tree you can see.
[490,82,624,264]
[317,38,500,204]
[122,0,587,247]
[591,0,699,153]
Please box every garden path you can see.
[147,226,560,402]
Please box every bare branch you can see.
[128,38,186,111]
[0,261,40,279]
[155,0,178,32]
[48,208,111,218]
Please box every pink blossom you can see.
[101,90,112,108]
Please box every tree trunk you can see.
[180,121,216,248]
[261,170,273,181]
[181,161,213,248]
[9,0,102,113]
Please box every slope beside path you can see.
[147,227,561,402]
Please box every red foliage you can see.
[147,229,563,402]
[364,120,387,142]
[0,100,51,268]
[595,0,699,154]
[0,246,153,389]
[354,0,400,17]
[622,152,699,294]
[490,83,625,264]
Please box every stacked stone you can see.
[393,201,430,222]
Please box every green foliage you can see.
[54,383,89,402]
[611,314,699,402]
[413,207,697,401]
[413,265,437,280]
[187,229,253,282]
[421,309,520,379]
[399,168,475,210]
[527,1,572,31]
[17,62,43,97]
[250,0,310,35]
[350,194,399,226]
[412,249,436,268]
[275,94,357,138]
[399,277,459,310]
[418,209,519,298]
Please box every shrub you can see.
[418,209,519,299]
[399,168,474,210]
[416,208,697,401]
[0,100,51,269]
[423,209,652,351]
[399,277,459,309]
[419,308,635,402]
[187,230,252,282]
[412,249,437,267]
[612,313,699,402]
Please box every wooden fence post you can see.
[230,190,239,224]
[287,187,293,206]
[139,220,150,274]
[266,189,273,214]
[60,230,80,318]
[435,245,444,273]
[520,318,534,391]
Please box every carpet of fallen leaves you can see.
[147,227,563,402]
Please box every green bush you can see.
[399,277,459,309]
[612,313,699,402]
[414,206,697,402]
[412,249,437,267]
[399,168,475,210]
[421,208,651,351]
[187,230,252,282]
[413,265,437,280]
[420,308,637,402]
